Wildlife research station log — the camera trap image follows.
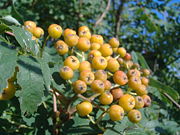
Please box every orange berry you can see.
[119,94,135,112]
[59,66,74,80]
[92,56,107,70]
[48,24,62,39]
[99,43,113,57]
[104,80,112,91]
[106,58,120,72]
[78,26,91,39]
[63,28,76,37]
[90,43,101,50]
[99,91,113,105]
[79,70,95,85]
[113,71,128,85]
[55,40,69,55]
[134,96,144,109]
[77,37,91,52]
[127,69,141,77]
[110,88,124,101]
[117,47,126,57]
[76,101,93,116]
[64,56,80,70]
[128,109,142,123]
[128,76,142,90]
[91,80,105,93]
[24,21,36,33]
[109,37,120,48]
[142,95,151,107]
[94,70,107,81]
[141,77,149,86]
[64,34,79,47]
[33,27,44,38]
[109,105,124,121]
[90,35,104,45]
[88,50,102,61]
[78,61,91,72]
[73,80,87,94]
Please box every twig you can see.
[53,93,57,112]
[94,0,111,27]
[163,92,180,109]
[114,0,126,38]
[5,31,15,36]
[77,94,106,111]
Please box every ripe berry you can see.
[106,58,120,72]
[141,69,151,77]
[109,37,120,48]
[127,69,141,78]
[24,21,36,33]
[64,34,79,47]
[92,56,107,70]
[76,101,93,116]
[141,77,149,86]
[0,82,16,100]
[94,70,107,81]
[90,35,104,45]
[99,43,113,57]
[110,88,124,101]
[48,24,62,39]
[128,76,142,90]
[109,105,124,121]
[33,27,44,38]
[77,37,91,52]
[90,43,101,50]
[117,57,124,65]
[128,109,142,123]
[78,61,91,72]
[79,70,95,85]
[135,84,148,96]
[113,71,128,85]
[104,80,112,91]
[88,50,102,61]
[119,94,135,112]
[64,56,80,70]
[134,96,144,109]
[63,28,76,37]
[60,66,74,80]
[112,48,118,53]
[117,47,126,57]
[55,40,69,55]
[142,95,151,107]
[99,91,113,105]
[91,80,105,93]
[124,53,132,61]
[73,80,87,94]
[78,26,91,39]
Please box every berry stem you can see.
[77,94,106,111]
[82,52,85,61]
[87,114,95,124]
[41,35,50,57]
[74,51,83,57]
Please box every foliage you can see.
[0,0,179,134]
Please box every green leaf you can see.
[149,77,179,102]
[10,26,40,55]
[131,51,138,63]
[0,23,10,34]
[136,52,150,69]
[38,54,51,91]
[0,44,17,92]
[17,56,44,114]
[0,35,12,46]
[0,15,20,25]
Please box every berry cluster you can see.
[25,21,152,123]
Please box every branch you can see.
[94,0,111,27]
[115,0,126,38]
[163,92,180,109]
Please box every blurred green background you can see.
[0,0,179,134]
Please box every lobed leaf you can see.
[0,44,17,92]
[10,26,40,55]
[17,56,44,114]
